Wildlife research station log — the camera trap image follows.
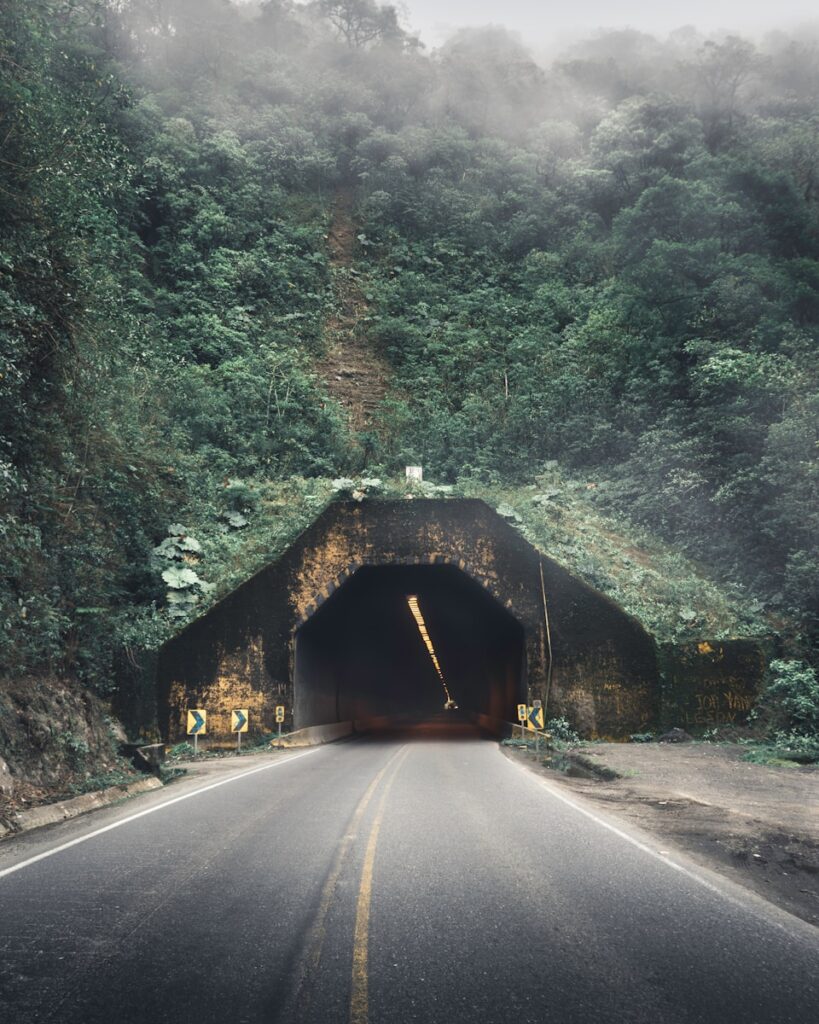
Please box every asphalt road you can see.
[1,725,817,1024]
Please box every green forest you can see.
[1,0,817,701]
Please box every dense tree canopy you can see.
[1,0,817,690]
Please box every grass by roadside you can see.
[165,737,291,764]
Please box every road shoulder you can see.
[0,747,316,875]
[502,740,819,928]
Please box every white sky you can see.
[396,1,819,48]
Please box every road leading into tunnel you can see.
[1,724,817,1024]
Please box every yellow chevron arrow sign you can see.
[526,706,545,731]
[231,709,249,733]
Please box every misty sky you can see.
[398,0,819,47]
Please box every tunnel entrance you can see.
[293,565,526,728]
[154,499,680,743]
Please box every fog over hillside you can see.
[391,0,819,48]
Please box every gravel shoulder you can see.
[507,741,819,928]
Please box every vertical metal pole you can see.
[237,730,242,754]
[539,560,554,722]
[278,721,282,749]
[194,733,198,756]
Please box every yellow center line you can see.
[288,745,408,1018]
[350,745,411,1024]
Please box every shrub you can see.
[759,659,819,736]
[546,716,580,744]
[168,742,195,758]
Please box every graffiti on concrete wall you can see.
[659,641,768,732]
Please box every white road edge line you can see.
[508,756,817,941]
[0,748,320,881]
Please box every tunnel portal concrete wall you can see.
[152,499,766,742]
[657,640,773,733]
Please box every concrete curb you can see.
[277,716,417,747]
[277,721,355,747]
[0,776,163,841]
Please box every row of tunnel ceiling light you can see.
[406,595,455,706]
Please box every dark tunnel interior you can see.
[292,565,526,728]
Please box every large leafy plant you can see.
[152,525,215,620]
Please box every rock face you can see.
[0,675,132,818]
[0,755,13,798]
[658,728,694,743]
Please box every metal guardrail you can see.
[468,712,552,744]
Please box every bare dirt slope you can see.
[315,190,391,433]
[510,741,819,928]
[0,675,135,829]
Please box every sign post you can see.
[186,709,207,755]
[531,700,543,756]
[231,709,249,752]
[517,703,527,743]
[275,705,285,748]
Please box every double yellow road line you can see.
[350,746,409,1023]
[288,744,411,1024]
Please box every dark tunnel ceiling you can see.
[293,565,526,728]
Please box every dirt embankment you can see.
[0,675,135,829]
[314,189,391,435]
[512,741,819,928]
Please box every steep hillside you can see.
[1,1,817,802]
[0,675,133,827]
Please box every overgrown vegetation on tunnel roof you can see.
[145,468,769,649]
